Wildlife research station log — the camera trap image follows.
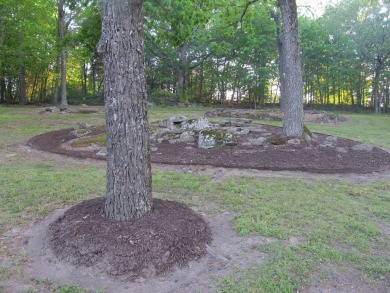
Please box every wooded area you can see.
[0,0,389,111]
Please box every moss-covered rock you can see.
[198,129,237,149]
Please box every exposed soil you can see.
[28,124,390,174]
[50,198,212,281]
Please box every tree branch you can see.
[240,0,260,28]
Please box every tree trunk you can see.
[19,65,26,105]
[53,54,60,105]
[279,0,303,137]
[58,0,68,106]
[373,56,383,114]
[270,10,286,110]
[176,43,188,103]
[99,0,152,221]
[0,78,5,103]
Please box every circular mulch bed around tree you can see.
[50,198,212,280]
[28,125,390,174]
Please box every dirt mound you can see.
[49,198,212,281]
[29,125,390,174]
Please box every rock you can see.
[226,127,250,135]
[326,136,338,142]
[198,130,237,149]
[182,118,212,131]
[45,106,60,113]
[246,126,263,133]
[287,138,301,145]
[179,131,195,143]
[72,129,92,138]
[58,105,68,111]
[352,144,374,152]
[96,148,107,157]
[169,116,187,124]
[319,141,334,148]
[247,137,267,146]
[304,134,312,142]
[226,118,252,127]
[150,128,173,143]
[336,147,348,153]
[262,132,272,137]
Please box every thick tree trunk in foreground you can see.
[279,0,304,137]
[99,0,152,220]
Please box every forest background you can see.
[0,0,389,111]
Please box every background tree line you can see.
[0,0,388,112]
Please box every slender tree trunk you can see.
[279,0,303,137]
[99,0,152,221]
[373,56,383,114]
[19,65,26,105]
[58,0,68,106]
[6,79,13,101]
[53,54,60,105]
[271,10,286,111]
[0,78,5,103]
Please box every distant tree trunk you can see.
[99,0,152,221]
[373,56,383,114]
[82,61,88,96]
[53,54,60,105]
[19,65,26,105]
[0,78,5,103]
[58,0,68,106]
[176,43,188,103]
[278,0,303,137]
[384,82,389,113]
[270,10,286,110]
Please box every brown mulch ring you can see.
[28,124,390,174]
[50,197,212,281]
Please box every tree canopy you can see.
[0,0,388,111]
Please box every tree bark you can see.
[279,0,304,137]
[99,0,152,221]
[58,0,68,106]
[19,65,26,105]
[373,56,383,114]
[176,43,189,103]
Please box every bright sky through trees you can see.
[297,0,340,17]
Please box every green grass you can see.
[1,106,389,292]
[154,173,390,292]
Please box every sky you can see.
[296,0,340,17]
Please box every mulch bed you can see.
[28,125,390,174]
[50,198,212,280]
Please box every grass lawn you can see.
[0,105,389,293]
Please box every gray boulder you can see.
[198,130,237,149]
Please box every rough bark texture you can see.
[99,0,152,220]
[279,0,304,137]
[58,0,68,106]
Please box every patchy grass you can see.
[307,114,390,148]
[154,173,390,292]
[0,106,389,292]
[70,133,106,148]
